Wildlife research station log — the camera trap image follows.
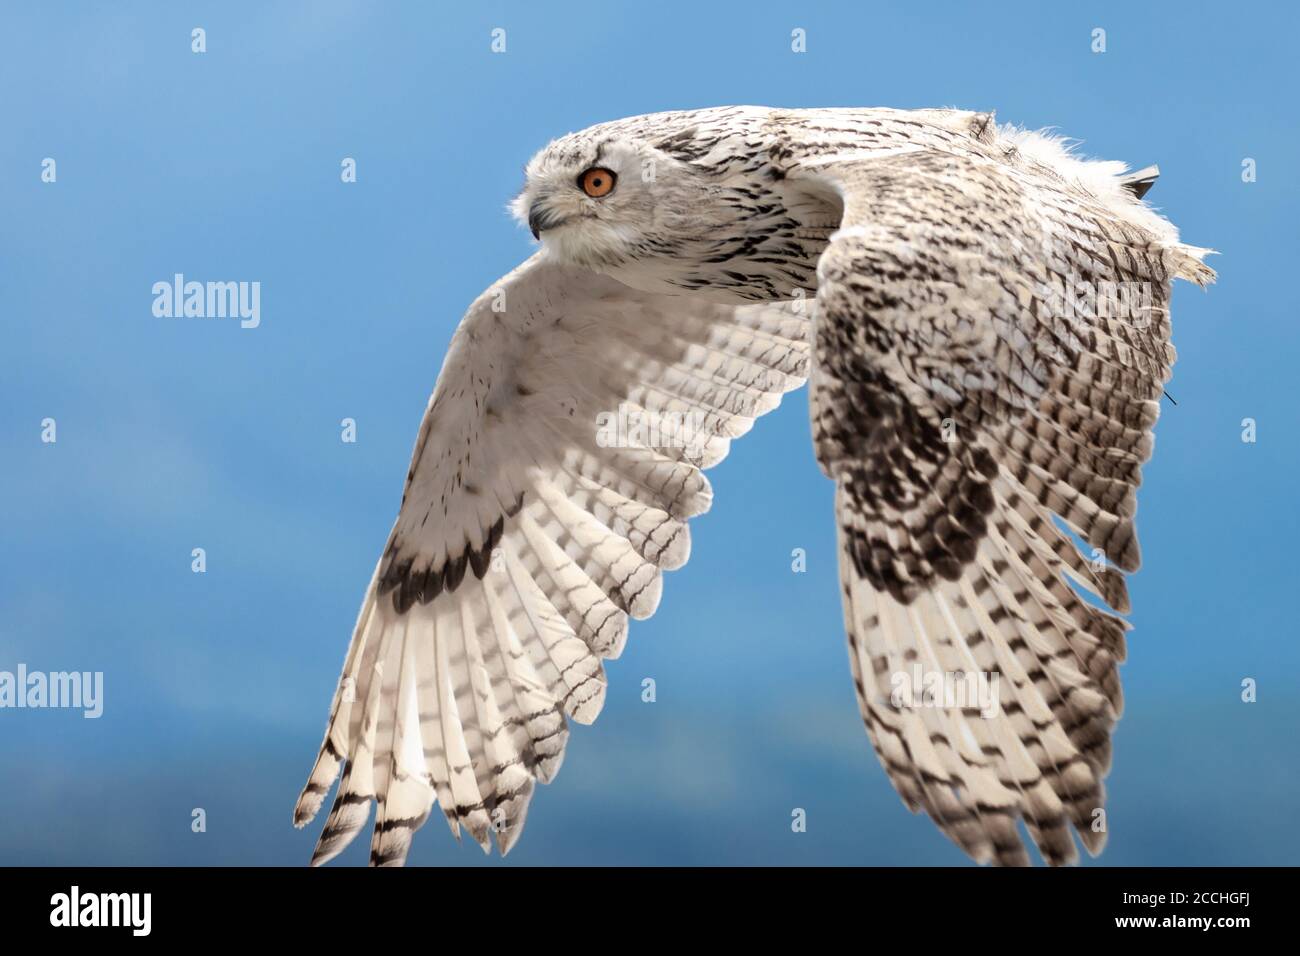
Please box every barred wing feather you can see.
[293,254,809,865]
[798,145,1213,865]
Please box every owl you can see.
[293,106,1213,866]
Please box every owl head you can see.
[509,109,830,300]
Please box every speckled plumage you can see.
[295,106,1214,866]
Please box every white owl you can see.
[293,106,1214,866]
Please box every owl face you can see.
[511,118,830,302]
[511,137,642,265]
[511,131,733,280]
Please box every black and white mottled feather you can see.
[295,106,1213,866]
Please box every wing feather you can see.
[801,135,1211,864]
[295,254,808,863]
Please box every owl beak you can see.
[527,201,567,240]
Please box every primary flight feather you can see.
[294,106,1213,866]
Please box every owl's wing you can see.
[294,253,809,865]
[799,146,1213,864]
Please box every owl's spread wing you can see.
[800,147,1214,864]
[294,253,809,864]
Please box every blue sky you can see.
[1,1,1296,866]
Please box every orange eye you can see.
[578,167,616,198]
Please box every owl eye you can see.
[578,167,617,198]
